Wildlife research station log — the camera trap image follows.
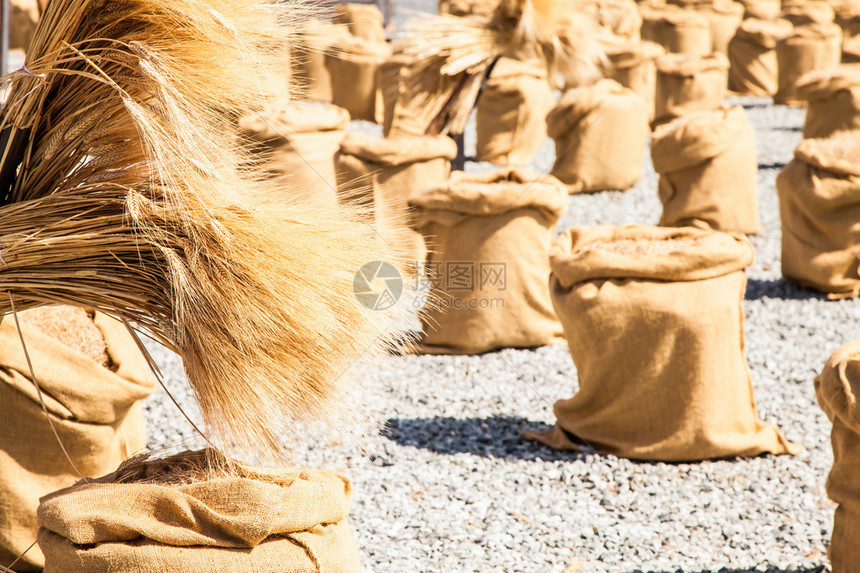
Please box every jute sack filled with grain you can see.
[475,57,555,166]
[739,0,782,20]
[702,0,746,54]
[651,8,714,55]
[782,0,836,25]
[37,449,361,573]
[777,133,860,297]
[409,169,567,354]
[815,340,860,573]
[605,40,666,119]
[728,18,794,95]
[326,36,391,122]
[775,23,843,105]
[333,3,386,43]
[291,20,351,102]
[652,107,761,234]
[335,133,456,265]
[547,79,649,193]
[524,225,801,461]
[238,104,351,207]
[795,64,860,137]
[0,306,155,572]
[654,53,729,125]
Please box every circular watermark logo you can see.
[353,261,403,311]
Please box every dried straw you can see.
[0,0,400,459]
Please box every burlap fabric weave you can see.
[525,225,801,461]
[0,308,154,571]
[815,340,860,573]
[775,22,843,105]
[777,133,860,298]
[652,106,761,234]
[654,53,729,126]
[547,79,649,194]
[728,18,794,96]
[37,449,361,573]
[795,64,860,138]
[409,169,567,355]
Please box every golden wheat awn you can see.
[0,0,400,459]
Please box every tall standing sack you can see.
[651,9,714,55]
[475,58,555,166]
[326,36,392,122]
[238,104,351,207]
[525,225,800,461]
[795,64,860,138]
[777,133,860,297]
[652,106,761,234]
[291,20,351,103]
[409,169,567,354]
[605,40,666,120]
[815,340,860,573]
[728,18,794,96]
[0,307,155,571]
[547,79,650,193]
[333,3,386,43]
[37,449,361,573]
[775,23,843,105]
[654,53,729,126]
[335,133,457,266]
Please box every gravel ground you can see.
[142,96,854,572]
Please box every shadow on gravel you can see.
[745,278,829,301]
[634,568,826,573]
[382,415,590,461]
[758,162,787,170]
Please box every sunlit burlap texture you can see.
[795,64,860,138]
[702,0,745,55]
[409,169,567,355]
[326,36,392,122]
[815,340,860,573]
[728,18,794,95]
[775,22,843,105]
[654,53,729,126]
[335,132,456,265]
[525,225,801,461]
[652,106,761,234]
[238,103,351,207]
[37,449,361,573]
[0,308,155,571]
[333,3,386,43]
[777,133,860,298]
[291,20,351,102]
[475,58,555,166]
[547,79,649,193]
[650,8,713,55]
[605,40,666,120]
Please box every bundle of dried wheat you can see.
[396,0,606,134]
[0,0,399,459]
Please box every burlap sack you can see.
[654,53,729,125]
[409,169,567,354]
[795,64,860,137]
[238,103,350,206]
[547,79,649,193]
[815,340,860,573]
[846,35,860,61]
[740,0,782,20]
[728,18,794,95]
[333,3,386,43]
[606,40,666,119]
[703,0,746,54]
[834,0,860,39]
[777,133,860,297]
[782,0,836,25]
[652,106,761,233]
[0,307,155,571]
[475,58,555,166]
[11,0,40,51]
[37,449,361,573]
[651,8,714,55]
[775,23,843,105]
[525,225,801,461]
[326,36,391,122]
[335,133,456,265]
[291,20,351,103]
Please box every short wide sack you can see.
[652,106,761,234]
[409,169,567,354]
[777,133,860,298]
[37,449,361,573]
[525,225,800,461]
[0,307,155,571]
[815,341,860,573]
